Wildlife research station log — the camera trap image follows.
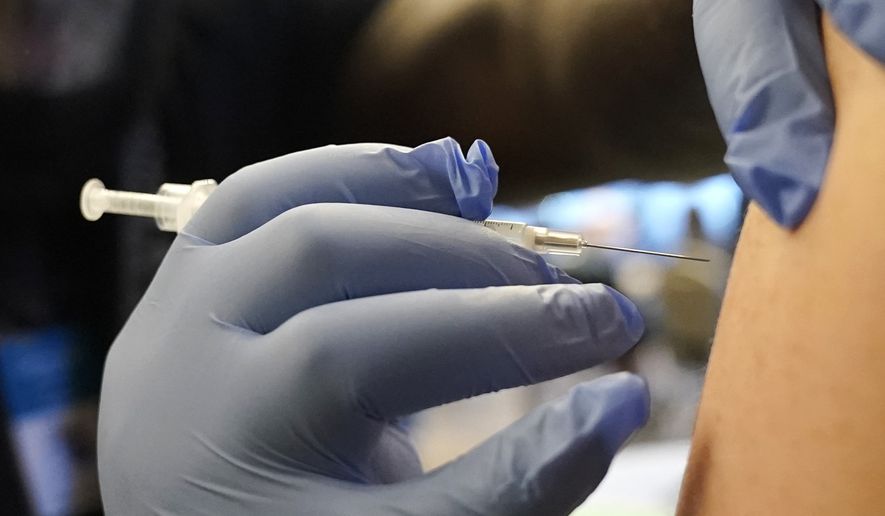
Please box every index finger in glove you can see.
[185,137,498,244]
[270,283,644,423]
[694,0,833,228]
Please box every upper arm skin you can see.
[677,17,885,515]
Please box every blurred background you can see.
[1,1,734,514]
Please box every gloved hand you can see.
[97,137,649,515]
[694,0,885,228]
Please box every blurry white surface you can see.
[413,385,690,516]
[414,386,533,470]
[572,440,690,516]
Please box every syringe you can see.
[80,178,218,232]
[478,220,709,262]
[79,178,708,262]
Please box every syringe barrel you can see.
[480,220,583,256]
[99,190,178,219]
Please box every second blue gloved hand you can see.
[694,0,885,228]
[97,137,649,515]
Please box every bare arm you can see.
[678,16,885,514]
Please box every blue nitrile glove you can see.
[694,0,885,228]
[97,137,649,515]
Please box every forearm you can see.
[678,17,885,514]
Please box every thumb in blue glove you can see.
[97,137,649,515]
[694,0,885,228]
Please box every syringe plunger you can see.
[80,178,217,232]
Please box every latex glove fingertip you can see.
[409,137,498,220]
